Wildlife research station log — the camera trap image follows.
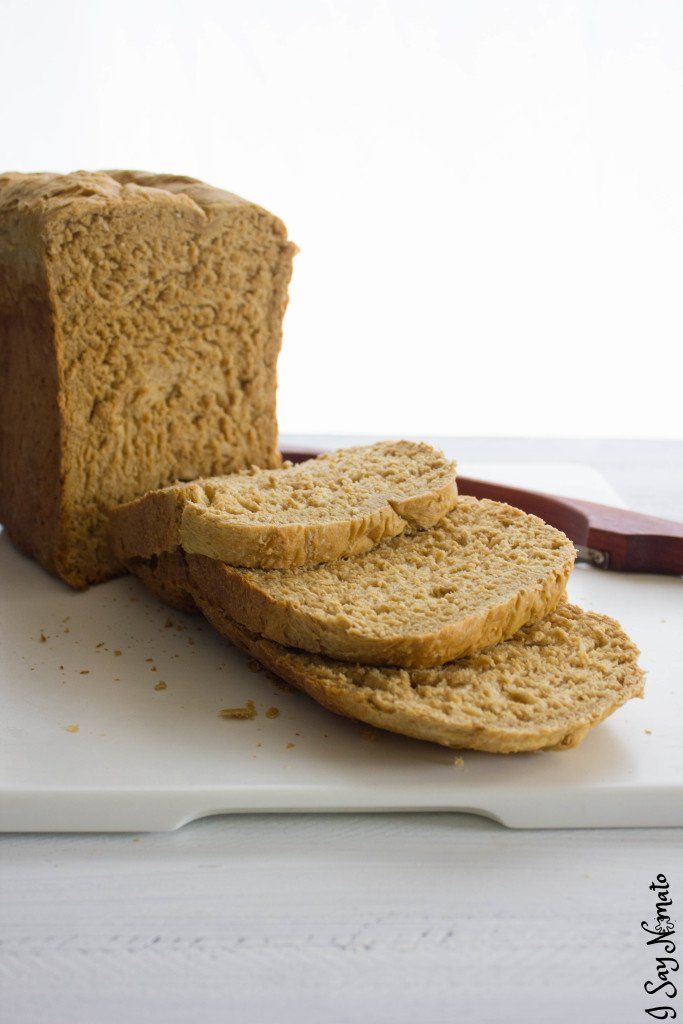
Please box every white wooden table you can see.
[1,437,682,1024]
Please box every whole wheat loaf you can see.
[197,597,645,753]
[0,170,296,587]
[110,441,458,569]
[185,497,576,668]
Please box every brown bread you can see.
[0,170,295,587]
[110,441,458,569]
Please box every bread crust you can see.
[110,441,458,569]
[125,551,197,613]
[184,498,577,668]
[123,548,644,753]
[197,597,645,753]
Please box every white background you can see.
[2,0,682,438]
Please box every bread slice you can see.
[0,170,295,587]
[197,597,645,753]
[110,441,458,569]
[185,497,576,668]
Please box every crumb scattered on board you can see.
[453,755,465,769]
[39,631,47,643]
[265,707,279,719]
[361,729,379,742]
[219,700,256,720]
[79,669,90,675]
[154,681,167,691]
[286,742,295,749]
[645,729,652,735]
[65,724,79,733]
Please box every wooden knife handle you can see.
[575,499,683,575]
[455,479,683,576]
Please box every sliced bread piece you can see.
[197,597,644,753]
[110,441,458,569]
[185,497,576,668]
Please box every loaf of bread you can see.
[184,497,576,668]
[196,597,646,753]
[110,441,458,569]
[0,170,296,587]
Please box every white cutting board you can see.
[1,463,681,832]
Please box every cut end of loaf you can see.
[0,170,296,588]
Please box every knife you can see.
[280,448,683,576]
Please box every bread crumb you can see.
[219,700,256,720]
[265,707,279,718]
[59,665,64,671]
[247,659,263,673]
[151,666,157,672]
[154,681,167,691]
[39,631,48,643]
[65,724,79,733]
[79,669,90,675]
[114,650,122,657]
[286,742,295,749]
[145,657,154,663]
[62,616,70,623]
[64,627,70,634]
[361,729,379,742]
[96,642,104,649]
[645,729,652,735]
[453,755,465,769]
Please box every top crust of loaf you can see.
[197,599,644,753]
[0,170,276,222]
[109,441,458,569]
[186,497,577,668]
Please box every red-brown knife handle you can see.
[576,500,683,575]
